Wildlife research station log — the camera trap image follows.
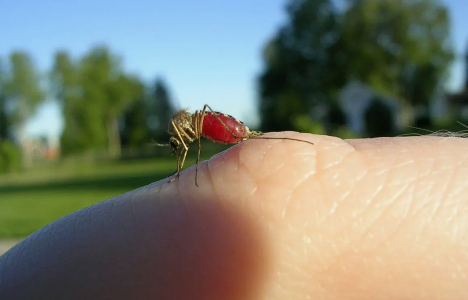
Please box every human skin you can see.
[1,133,468,299]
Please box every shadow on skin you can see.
[0,182,271,300]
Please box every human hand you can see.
[1,133,468,299]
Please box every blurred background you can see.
[0,0,467,250]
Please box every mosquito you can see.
[159,104,314,186]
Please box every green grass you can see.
[0,156,195,238]
[0,142,232,238]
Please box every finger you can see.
[180,133,468,299]
[2,133,468,300]
[0,131,317,299]
[1,136,289,300]
[230,133,468,300]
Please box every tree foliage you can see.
[364,97,396,137]
[0,60,9,141]
[51,47,178,156]
[149,78,177,140]
[52,50,105,154]
[51,47,145,156]
[342,0,453,106]
[259,0,344,131]
[258,0,454,132]
[120,98,151,147]
[0,140,22,173]
[0,52,44,141]
[120,78,176,147]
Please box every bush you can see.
[332,126,359,139]
[293,115,326,135]
[0,141,22,173]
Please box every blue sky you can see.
[1,0,467,141]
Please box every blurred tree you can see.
[52,47,144,157]
[0,140,22,173]
[325,101,347,132]
[258,0,453,132]
[120,78,176,147]
[51,51,86,155]
[0,52,44,169]
[0,59,9,141]
[364,96,396,137]
[258,0,346,131]
[1,52,44,141]
[292,114,327,135]
[0,93,8,141]
[148,78,176,140]
[120,98,151,147]
[343,0,453,118]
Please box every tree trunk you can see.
[0,95,8,140]
[18,124,32,169]
[107,115,121,158]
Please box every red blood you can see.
[201,112,247,144]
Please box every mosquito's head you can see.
[169,136,181,154]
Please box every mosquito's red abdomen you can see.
[201,112,246,143]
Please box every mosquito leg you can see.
[192,112,202,187]
[179,148,188,180]
[168,147,181,183]
[195,131,202,187]
[252,136,315,145]
[171,118,196,144]
[179,148,188,173]
[171,120,189,152]
[198,105,206,139]
[168,120,190,184]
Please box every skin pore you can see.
[1,133,468,300]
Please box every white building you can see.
[338,80,402,135]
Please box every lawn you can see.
[0,141,232,238]
[0,155,197,238]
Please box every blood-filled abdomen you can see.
[201,112,247,144]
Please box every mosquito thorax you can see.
[168,109,197,142]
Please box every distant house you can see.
[445,46,468,119]
[21,137,59,165]
[447,91,468,119]
[429,84,449,120]
[338,80,402,135]
[338,79,449,135]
